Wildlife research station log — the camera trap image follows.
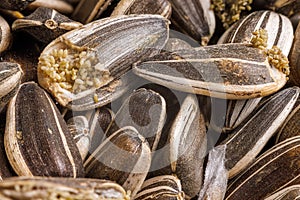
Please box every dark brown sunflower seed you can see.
[289,20,300,86]
[0,176,128,200]
[265,185,300,200]
[88,107,114,154]
[72,0,114,24]
[225,136,300,200]
[266,0,300,17]
[84,126,151,198]
[290,12,300,29]
[111,0,172,19]
[12,7,82,44]
[105,88,167,151]
[4,82,84,177]
[221,87,299,179]
[135,175,185,200]
[0,125,15,180]
[0,35,41,83]
[275,98,300,143]
[169,0,215,45]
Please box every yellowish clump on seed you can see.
[250,29,268,50]
[249,29,290,77]
[210,0,252,29]
[38,43,105,94]
[266,46,290,77]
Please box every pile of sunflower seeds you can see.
[1,0,300,199]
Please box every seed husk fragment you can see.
[4,82,84,177]
[84,126,151,198]
[135,175,185,200]
[133,43,287,99]
[111,0,172,19]
[0,176,129,200]
[0,62,23,112]
[225,136,300,199]
[221,87,299,179]
[198,145,228,200]
[12,7,82,44]
[38,14,169,107]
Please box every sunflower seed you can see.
[169,0,215,45]
[289,21,300,86]
[0,16,11,54]
[225,136,300,199]
[266,0,300,17]
[224,98,262,132]
[265,185,300,200]
[111,0,172,19]
[84,126,151,198]
[221,87,299,179]
[0,62,23,112]
[276,98,300,143]
[151,94,206,198]
[0,124,15,180]
[133,43,287,99]
[72,0,113,24]
[88,107,114,154]
[12,7,82,44]
[218,10,294,56]
[0,176,129,200]
[38,14,169,107]
[105,88,167,151]
[4,82,84,177]
[135,175,185,200]
[216,9,292,131]
[290,12,300,29]
[0,0,34,10]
